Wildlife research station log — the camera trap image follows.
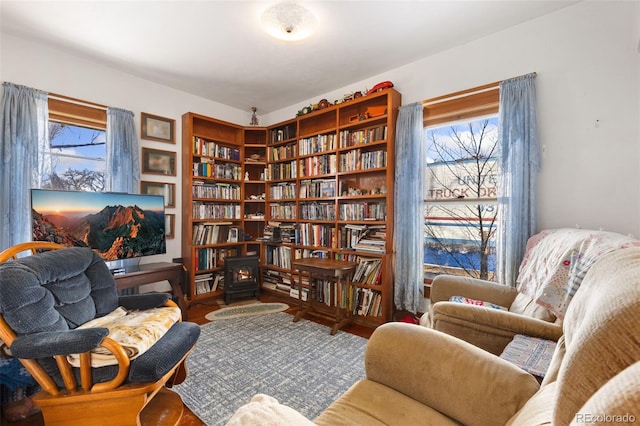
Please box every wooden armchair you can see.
[0,242,201,425]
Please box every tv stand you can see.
[113,262,189,320]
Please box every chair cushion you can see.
[36,321,201,386]
[67,306,182,367]
[0,248,118,333]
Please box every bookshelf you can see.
[181,89,400,324]
[243,127,268,256]
[260,89,401,326]
[181,113,245,301]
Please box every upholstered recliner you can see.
[0,243,201,425]
[422,228,638,355]
[227,246,640,425]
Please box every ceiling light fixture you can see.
[260,2,317,41]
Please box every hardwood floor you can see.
[2,293,374,426]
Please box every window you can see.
[423,84,499,281]
[43,96,107,191]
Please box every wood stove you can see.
[223,255,260,304]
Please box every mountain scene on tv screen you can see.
[32,205,165,261]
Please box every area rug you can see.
[174,312,367,425]
[204,302,289,321]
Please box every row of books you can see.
[339,149,387,172]
[194,272,224,295]
[299,202,336,221]
[352,288,383,317]
[193,136,240,160]
[299,154,337,177]
[264,245,292,269]
[192,181,240,200]
[299,179,335,198]
[300,280,382,317]
[192,222,242,245]
[192,202,242,220]
[339,125,388,148]
[268,143,297,162]
[269,126,296,144]
[352,257,383,284]
[339,224,386,250]
[193,161,242,180]
[269,203,297,220]
[298,133,337,156]
[194,247,239,271]
[296,223,335,248]
[265,161,297,181]
[269,182,297,200]
[339,201,386,221]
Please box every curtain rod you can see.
[421,72,537,106]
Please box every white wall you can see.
[266,1,640,237]
[2,0,639,263]
[1,33,252,273]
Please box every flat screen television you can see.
[31,189,166,269]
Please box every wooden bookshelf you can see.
[181,89,400,324]
[260,89,401,326]
[181,113,245,301]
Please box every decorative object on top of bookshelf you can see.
[297,105,313,116]
[141,181,175,208]
[165,214,175,239]
[366,81,394,96]
[141,112,175,143]
[142,147,176,176]
[250,107,259,126]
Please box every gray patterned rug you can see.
[174,312,368,425]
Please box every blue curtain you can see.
[106,107,139,193]
[394,102,425,313]
[0,82,48,250]
[496,73,540,286]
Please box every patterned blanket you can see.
[517,228,639,319]
[67,306,181,368]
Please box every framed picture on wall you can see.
[142,148,176,176]
[165,214,175,239]
[141,112,175,143]
[140,181,175,208]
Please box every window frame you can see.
[421,83,500,291]
[44,94,108,191]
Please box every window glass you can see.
[424,116,498,281]
[43,122,106,191]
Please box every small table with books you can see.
[292,257,358,335]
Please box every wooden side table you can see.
[292,257,358,335]
[113,262,189,320]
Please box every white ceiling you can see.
[1,1,576,114]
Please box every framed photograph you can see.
[165,214,175,239]
[141,181,175,208]
[228,227,239,243]
[141,112,175,143]
[142,148,176,176]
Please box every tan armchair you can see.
[422,228,638,355]
[0,242,201,425]
[423,274,562,355]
